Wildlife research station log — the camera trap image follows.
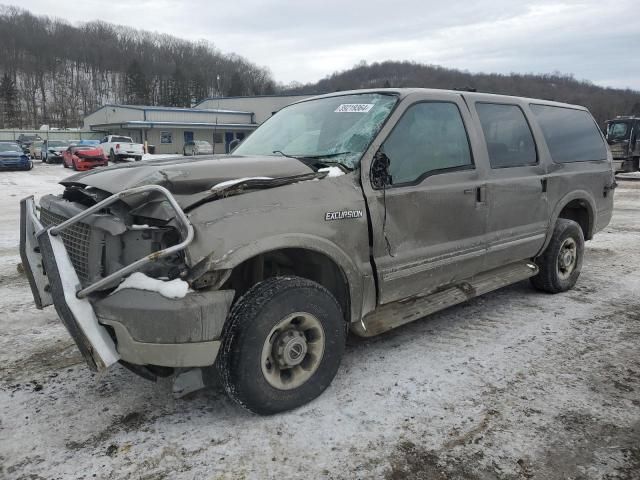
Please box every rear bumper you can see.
[19,193,233,371]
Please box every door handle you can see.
[464,186,486,203]
[541,178,548,193]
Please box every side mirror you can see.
[370,149,392,189]
[229,138,241,151]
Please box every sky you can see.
[15,0,640,90]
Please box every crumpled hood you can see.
[60,154,314,208]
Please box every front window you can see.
[233,93,398,169]
[606,121,630,140]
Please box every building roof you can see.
[89,121,258,131]
[193,93,312,108]
[88,103,253,117]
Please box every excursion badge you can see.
[325,210,364,221]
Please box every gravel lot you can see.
[1,163,639,480]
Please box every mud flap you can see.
[36,228,120,372]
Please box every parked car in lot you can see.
[62,145,108,171]
[0,142,33,170]
[100,135,143,162]
[605,116,639,172]
[20,88,615,415]
[29,140,44,159]
[183,140,214,156]
[17,134,42,154]
[42,140,70,163]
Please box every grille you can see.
[40,208,92,283]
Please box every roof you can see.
[194,93,311,108]
[291,88,589,110]
[87,104,253,117]
[89,121,258,131]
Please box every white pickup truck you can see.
[100,135,144,162]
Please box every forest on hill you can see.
[0,6,276,129]
[283,60,640,126]
[2,5,639,130]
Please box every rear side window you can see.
[530,104,607,163]
[384,102,473,185]
[476,103,537,168]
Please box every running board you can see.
[352,261,539,337]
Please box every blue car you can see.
[0,142,33,170]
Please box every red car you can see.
[62,145,109,171]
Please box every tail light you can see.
[115,143,120,150]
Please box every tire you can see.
[63,161,68,168]
[72,159,78,171]
[109,150,116,163]
[530,219,584,293]
[216,276,346,415]
[135,156,142,161]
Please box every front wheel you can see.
[216,276,346,415]
[531,219,584,293]
[109,150,116,163]
[72,159,78,171]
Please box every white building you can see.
[83,95,311,154]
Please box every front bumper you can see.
[74,159,108,171]
[20,197,119,371]
[19,191,233,372]
[0,158,31,170]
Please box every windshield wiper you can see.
[272,150,353,171]
[272,150,301,159]
[297,151,351,159]
[273,150,351,160]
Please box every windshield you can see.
[234,93,398,169]
[111,136,132,143]
[48,141,69,148]
[607,121,630,140]
[0,143,22,153]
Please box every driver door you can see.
[362,92,490,304]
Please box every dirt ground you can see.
[0,164,639,480]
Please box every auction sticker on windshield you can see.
[334,104,374,113]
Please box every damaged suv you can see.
[20,89,616,414]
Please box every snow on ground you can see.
[1,164,639,479]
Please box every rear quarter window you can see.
[529,104,607,163]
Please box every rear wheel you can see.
[109,150,116,163]
[531,219,584,293]
[134,156,142,161]
[216,276,346,415]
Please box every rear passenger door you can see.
[363,93,490,304]
[468,100,549,269]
